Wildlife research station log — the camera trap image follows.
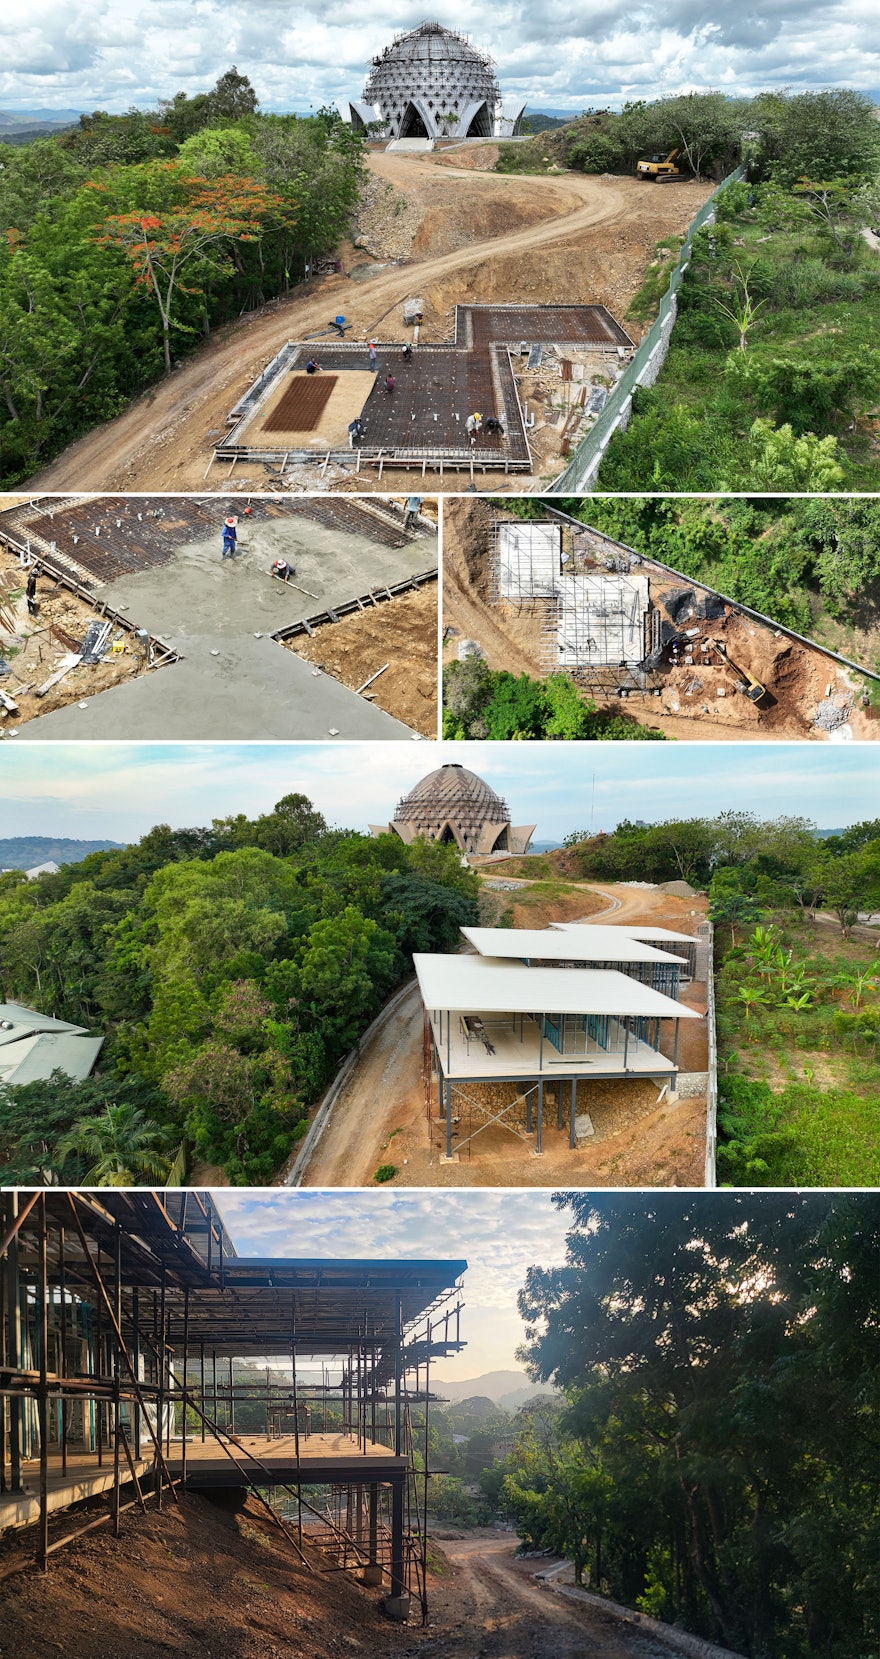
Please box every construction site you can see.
[24,150,713,496]
[0,1191,465,1622]
[208,304,635,487]
[443,499,880,741]
[0,495,438,740]
[294,876,712,1192]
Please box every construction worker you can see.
[485,415,505,435]
[305,357,320,374]
[465,412,483,444]
[348,417,364,447]
[385,372,395,396]
[272,558,294,582]
[403,495,422,528]
[25,568,38,616]
[221,516,238,558]
[402,342,413,360]
[368,342,378,369]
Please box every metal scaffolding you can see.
[0,1192,465,1622]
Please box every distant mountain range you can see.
[0,836,123,870]
[0,108,84,124]
[433,1369,557,1411]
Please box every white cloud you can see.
[1,741,877,846]
[214,1188,572,1377]
[0,0,876,113]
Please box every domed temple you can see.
[370,762,535,855]
[339,21,526,142]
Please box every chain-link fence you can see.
[551,165,747,493]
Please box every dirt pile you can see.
[0,1492,417,1659]
[351,175,423,260]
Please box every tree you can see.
[741,419,845,492]
[55,1102,173,1185]
[96,165,286,371]
[517,1192,880,1656]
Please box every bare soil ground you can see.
[24,155,713,496]
[442,499,877,741]
[287,583,438,736]
[0,546,156,730]
[429,1535,678,1659]
[299,880,708,1190]
[0,1502,686,1659]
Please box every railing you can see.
[551,164,747,492]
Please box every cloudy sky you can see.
[1,741,877,845]
[217,1187,573,1378]
[1,0,877,117]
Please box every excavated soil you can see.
[0,1492,418,1659]
[24,158,713,495]
[0,546,157,730]
[299,882,709,1190]
[441,500,877,741]
[286,583,439,737]
[0,1507,684,1659]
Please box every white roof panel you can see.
[552,923,696,945]
[461,926,686,965]
[413,954,700,1018]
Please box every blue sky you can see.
[1,742,877,844]
[217,1187,572,1379]
[1,1,877,116]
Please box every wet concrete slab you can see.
[17,633,417,741]
[91,519,437,638]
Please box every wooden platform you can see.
[0,1448,153,1530]
[167,1432,408,1487]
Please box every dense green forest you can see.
[0,794,479,1184]
[442,659,667,740]
[563,811,880,1185]
[551,497,880,648]
[0,68,366,483]
[492,1192,878,1659]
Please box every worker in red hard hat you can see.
[221,516,238,558]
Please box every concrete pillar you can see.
[535,1080,543,1154]
[569,1077,577,1149]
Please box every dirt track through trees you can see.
[25,156,713,493]
[426,1538,683,1659]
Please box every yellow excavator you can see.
[637,147,683,182]
[710,641,768,704]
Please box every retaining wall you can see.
[551,165,747,493]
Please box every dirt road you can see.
[25,156,712,493]
[426,1537,681,1659]
[298,981,425,1188]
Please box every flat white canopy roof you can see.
[552,922,696,945]
[413,954,700,1019]
[461,926,686,965]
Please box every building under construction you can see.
[212,306,634,482]
[0,1192,465,1622]
[370,761,535,854]
[339,20,526,141]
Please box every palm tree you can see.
[55,1104,174,1186]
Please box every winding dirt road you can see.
[25,155,711,492]
[425,1537,686,1659]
